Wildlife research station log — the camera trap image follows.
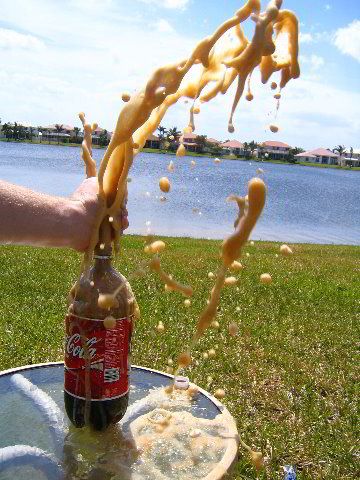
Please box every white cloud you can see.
[299,54,325,70]
[299,32,314,43]
[334,20,360,62]
[139,0,189,9]
[325,4,331,11]
[0,28,44,50]
[154,19,175,33]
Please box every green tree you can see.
[73,126,81,142]
[349,147,353,159]
[242,142,250,158]
[27,126,35,142]
[99,129,109,147]
[333,145,346,158]
[157,125,167,150]
[289,147,304,163]
[166,126,181,142]
[2,123,12,141]
[195,134,207,153]
[248,140,259,157]
[55,124,63,144]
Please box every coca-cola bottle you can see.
[64,219,135,431]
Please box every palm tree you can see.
[349,147,353,159]
[73,126,81,143]
[333,145,346,158]
[157,125,167,150]
[166,126,181,142]
[242,142,250,158]
[55,124,63,144]
[248,140,259,157]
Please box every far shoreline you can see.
[1,138,359,171]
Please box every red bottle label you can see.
[64,314,132,401]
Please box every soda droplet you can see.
[121,92,131,102]
[184,299,191,307]
[229,322,238,336]
[214,388,226,399]
[178,351,192,368]
[271,82,277,90]
[98,294,118,310]
[159,177,171,193]
[104,316,116,329]
[280,244,293,255]
[260,273,272,284]
[230,261,243,271]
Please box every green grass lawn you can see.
[0,237,358,479]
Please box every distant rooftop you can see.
[295,152,317,158]
[182,132,197,140]
[307,148,339,157]
[222,140,243,148]
[207,137,220,144]
[263,140,291,148]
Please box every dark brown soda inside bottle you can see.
[64,220,135,431]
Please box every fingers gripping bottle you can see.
[64,220,136,430]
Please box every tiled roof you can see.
[222,140,243,148]
[207,137,220,144]
[183,132,197,140]
[307,148,339,157]
[147,134,159,141]
[295,152,317,158]
[263,140,291,148]
[44,124,74,131]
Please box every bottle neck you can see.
[94,216,113,258]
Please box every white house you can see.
[260,140,291,160]
[295,148,339,165]
[221,140,244,156]
[340,148,360,167]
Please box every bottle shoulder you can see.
[69,265,135,320]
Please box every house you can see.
[339,148,360,167]
[182,132,203,153]
[41,124,75,142]
[144,134,160,149]
[92,127,112,145]
[295,148,339,165]
[221,140,244,156]
[204,137,221,154]
[260,141,291,160]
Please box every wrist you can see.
[65,200,90,252]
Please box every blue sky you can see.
[0,0,359,149]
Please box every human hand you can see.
[70,177,129,252]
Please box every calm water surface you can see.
[1,142,359,245]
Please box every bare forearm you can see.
[0,180,85,250]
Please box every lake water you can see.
[1,142,359,245]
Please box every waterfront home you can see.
[182,132,202,153]
[260,140,291,160]
[295,148,339,165]
[92,127,112,145]
[340,148,360,167]
[204,137,221,154]
[221,140,244,156]
[41,124,75,142]
[145,134,160,149]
